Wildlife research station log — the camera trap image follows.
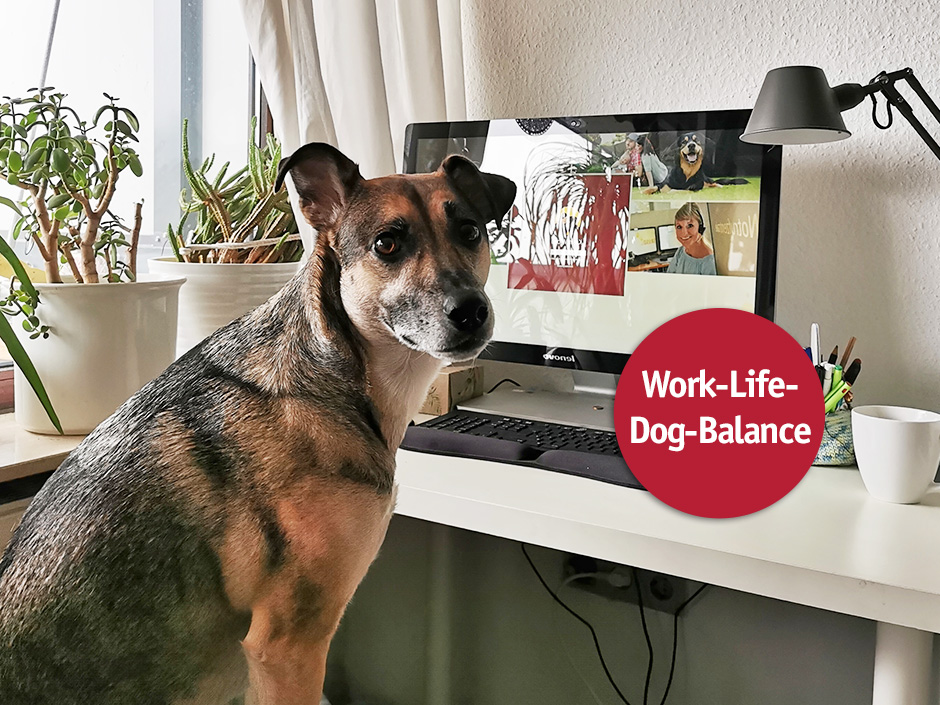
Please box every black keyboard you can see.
[401,410,644,490]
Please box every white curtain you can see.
[237,0,465,176]
[238,0,466,250]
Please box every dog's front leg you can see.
[242,585,344,705]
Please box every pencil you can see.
[828,346,839,365]
[839,337,856,369]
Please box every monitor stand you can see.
[458,370,619,432]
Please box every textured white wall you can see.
[461,0,940,411]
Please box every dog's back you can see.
[0,262,392,704]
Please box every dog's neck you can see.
[305,241,443,448]
[360,343,443,448]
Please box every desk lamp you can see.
[740,65,940,158]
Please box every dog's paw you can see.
[705,182,721,188]
[641,187,657,195]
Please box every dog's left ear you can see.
[441,155,517,226]
[275,143,363,231]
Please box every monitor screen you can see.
[658,224,681,252]
[403,111,781,374]
[630,228,658,258]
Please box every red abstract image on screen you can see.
[507,173,631,297]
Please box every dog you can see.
[642,132,747,194]
[0,143,515,705]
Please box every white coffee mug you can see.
[852,405,940,504]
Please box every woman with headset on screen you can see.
[667,202,717,275]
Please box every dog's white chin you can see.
[434,345,488,364]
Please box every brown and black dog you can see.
[642,132,747,194]
[0,144,515,704]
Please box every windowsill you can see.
[0,413,83,484]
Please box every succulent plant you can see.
[166,117,302,264]
[0,88,149,433]
[0,89,144,285]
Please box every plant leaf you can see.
[0,236,38,299]
[0,195,22,215]
[47,193,70,209]
[120,108,139,131]
[0,314,61,433]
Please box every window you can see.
[0,0,253,271]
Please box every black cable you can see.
[486,378,520,394]
[871,93,893,130]
[658,584,708,705]
[632,567,654,705]
[520,544,634,705]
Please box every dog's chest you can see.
[680,158,701,179]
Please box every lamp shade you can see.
[741,66,851,145]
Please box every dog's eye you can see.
[459,223,481,243]
[374,235,399,257]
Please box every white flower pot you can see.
[13,276,185,435]
[148,257,301,357]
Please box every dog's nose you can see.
[444,293,489,333]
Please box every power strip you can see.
[563,554,705,616]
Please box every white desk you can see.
[394,449,940,705]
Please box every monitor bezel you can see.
[403,110,782,375]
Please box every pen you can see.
[811,323,821,365]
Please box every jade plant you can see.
[0,88,147,432]
[166,117,302,264]
[0,89,144,284]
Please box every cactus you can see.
[167,117,302,264]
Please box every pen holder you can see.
[814,409,855,466]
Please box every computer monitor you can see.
[403,111,781,376]
[629,228,658,258]
[658,224,681,252]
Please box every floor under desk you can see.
[324,516,879,705]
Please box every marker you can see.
[822,363,834,396]
[824,381,851,413]
[831,365,843,390]
[844,359,861,385]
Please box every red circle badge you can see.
[614,309,824,518]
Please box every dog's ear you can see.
[275,143,363,231]
[440,155,517,226]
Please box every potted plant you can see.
[0,89,184,434]
[149,117,303,357]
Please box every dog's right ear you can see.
[275,143,363,231]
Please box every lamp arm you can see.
[872,68,940,161]
[893,70,940,127]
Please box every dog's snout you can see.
[444,293,489,333]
